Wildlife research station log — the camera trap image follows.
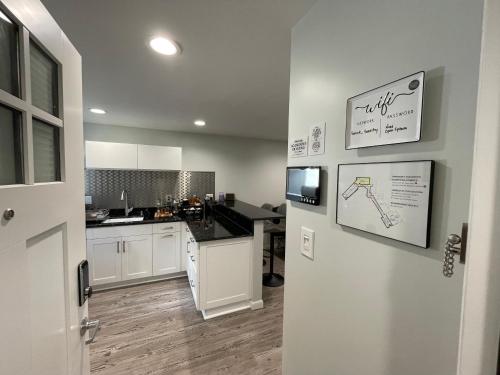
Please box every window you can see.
[33,118,61,182]
[0,104,23,185]
[0,13,64,187]
[30,40,59,116]
[0,9,20,96]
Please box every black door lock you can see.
[78,260,92,306]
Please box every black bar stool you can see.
[263,229,285,287]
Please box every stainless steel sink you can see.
[102,217,144,224]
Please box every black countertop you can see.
[216,200,285,221]
[86,206,252,242]
[85,200,283,242]
[186,213,252,242]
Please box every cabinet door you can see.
[85,141,138,169]
[153,232,180,276]
[199,239,252,310]
[87,237,122,285]
[187,258,199,310]
[137,144,182,170]
[122,235,153,280]
[180,223,189,271]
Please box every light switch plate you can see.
[301,226,315,260]
[85,195,92,205]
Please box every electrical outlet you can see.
[301,226,315,260]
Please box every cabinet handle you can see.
[190,280,195,288]
[162,234,174,238]
[190,255,195,262]
[122,241,126,253]
[117,241,120,253]
[163,226,174,231]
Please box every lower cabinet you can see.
[122,235,153,280]
[153,232,180,275]
[87,237,122,285]
[187,256,199,309]
[86,223,182,286]
[199,239,252,311]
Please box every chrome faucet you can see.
[121,190,133,217]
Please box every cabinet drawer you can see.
[153,222,181,234]
[86,224,152,240]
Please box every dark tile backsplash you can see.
[85,169,215,208]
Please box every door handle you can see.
[80,317,101,345]
[442,223,468,278]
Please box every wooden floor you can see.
[89,257,285,375]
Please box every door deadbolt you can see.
[3,209,15,220]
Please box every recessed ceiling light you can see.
[149,37,180,56]
[89,108,106,114]
[194,120,206,127]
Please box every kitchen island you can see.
[85,200,284,319]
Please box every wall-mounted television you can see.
[286,166,321,206]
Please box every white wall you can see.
[84,123,287,207]
[283,0,483,374]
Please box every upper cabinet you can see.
[85,141,182,171]
[85,141,138,169]
[138,144,182,171]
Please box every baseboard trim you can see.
[93,271,188,292]
[250,299,264,310]
[201,301,251,320]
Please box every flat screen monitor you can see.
[286,166,321,205]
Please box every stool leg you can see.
[263,232,284,287]
[269,233,275,274]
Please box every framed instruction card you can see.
[346,71,425,149]
[336,160,434,248]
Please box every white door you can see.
[457,0,500,373]
[153,232,180,275]
[122,235,153,280]
[0,0,87,374]
[87,238,122,285]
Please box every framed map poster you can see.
[346,71,425,149]
[336,160,434,248]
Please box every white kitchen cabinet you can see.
[199,239,252,312]
[121,235,153,280]
[187,258,199,309]
[180,222,190,271]
[86,223,184,287]
[87,237,122,285]
[138,144,182,171]
[85,141,138,169]
[153,232,180,276]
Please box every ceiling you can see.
[40,0,316,140]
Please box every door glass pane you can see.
[0,9,20,96]
[0,104,23,185]
[30,41,59,116]
[33,118,61,183]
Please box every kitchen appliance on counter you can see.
[180,196,204,220]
